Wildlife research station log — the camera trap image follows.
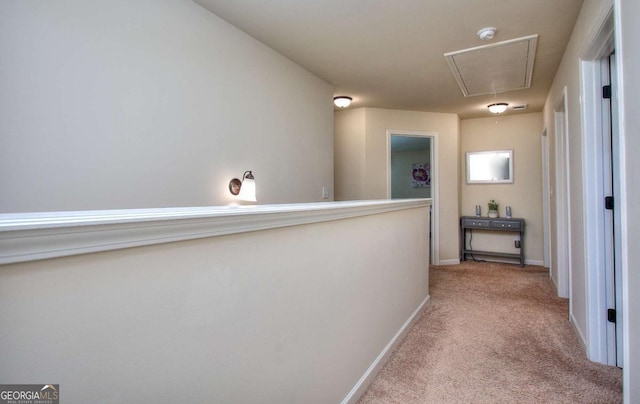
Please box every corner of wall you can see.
[334,108,367,200]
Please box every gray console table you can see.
[460,216,525,267]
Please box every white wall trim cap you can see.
[0,199,430,265]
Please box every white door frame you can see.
[579,4,622,366]
[386,130,439,265]
[541,128,552,269]
[554,89,571,301]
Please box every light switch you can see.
[322,187,330,199]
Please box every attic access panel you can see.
[444,35,538,97]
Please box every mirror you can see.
[466,150,513,184]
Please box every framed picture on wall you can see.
[466,150,513,184]
[412,163,430,188]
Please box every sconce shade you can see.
[229,170,256,202]
[488,103,509,114]
[333,96,352,108]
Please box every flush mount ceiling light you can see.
[333,96,352,108]
[488,103,509,114]
[477,27,497,41]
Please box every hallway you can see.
[359,261,622,403]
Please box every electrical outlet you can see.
[322,187,330,199]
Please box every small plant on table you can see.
[488,199,499,218]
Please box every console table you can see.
[460,216,525,267]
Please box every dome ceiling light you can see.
[488,103,509,114]
[333,96,352,108]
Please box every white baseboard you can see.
[459,257,544,267]
[570,312,588,351]
[550,271,559,292]
[341,294,431,404]
[437,258,460,265]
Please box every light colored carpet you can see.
[358,261,622,403]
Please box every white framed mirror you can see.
[466,150,513,184]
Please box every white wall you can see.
[334,108,366,201]
[544,1,640,398]
[542,0,610,346]
[0,0,334,213]
[334,108,460,263]
[0,205,430,403]
[460,113,544,264]
[616,0,640,400]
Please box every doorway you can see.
[541,128,552,269]
[554,89,571,301]
[579,5,622,367]
[387,131,437,264]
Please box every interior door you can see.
[602,54,623,367]
[604,52,623,367]
[554,106,570,300]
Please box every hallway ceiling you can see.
[194,0,584,118]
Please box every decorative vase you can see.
[488,210,499,218]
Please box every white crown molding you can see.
[0,199,430,265]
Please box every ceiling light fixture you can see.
[333,96,352,108]
[477,27,497,41]
[488,103,509,114]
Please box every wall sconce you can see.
[333,96,352,108]
[229,171,256,202]
[488,103,509,114]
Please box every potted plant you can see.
[488,199,499,218]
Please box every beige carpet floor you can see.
[358,261,622,403]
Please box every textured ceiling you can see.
[193,0,584,118]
